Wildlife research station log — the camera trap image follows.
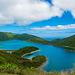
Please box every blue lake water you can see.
[0,40,75,72]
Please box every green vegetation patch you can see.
[65,48,75,52]
[12,46,39,57]
[0,46,46,70]
[0,63,19,70]
[50,35,75,48]
[0,32,50,44]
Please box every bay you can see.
[0,40,75,72]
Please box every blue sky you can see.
[0,0,75,38]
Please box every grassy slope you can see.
[0,46,47,75]
[0,69,75,75]
[4,32,16,39]
[0,73,16,75]
[0,32,50,44]
[0,32,9,41]
[50,35,75,48]
[12,33,50,44]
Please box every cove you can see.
[0,40,75,72]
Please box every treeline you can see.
[0,32,50,44]
[0,46,46,69]
[50,35,75,48]
[0,32,9,41]
[32,55,46,67]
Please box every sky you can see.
[0,0,75,38]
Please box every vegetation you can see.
[50,39,62,44]
[0,32,50,44]
[0,63,19,70]
[0,46,46,69]
[0,32,9,41]
[50,35,75,48]
[4,32,16,39]
[0,32,75,46]
[0,32,75,74]
[12,46,39,57]
[0,46,47,75]
[0,69,75,75]
[65,49,75,52]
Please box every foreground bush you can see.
[0,69,75,75]
[0,63,19,70]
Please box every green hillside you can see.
[0,46,46,69]
[0,32,50,44]
[0,32,9,41]
[50,35,75,48]
[4,32,16,39]
[1,69,75,75]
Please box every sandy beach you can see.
[21,49,40,57]
[0,49,47,69]
[21,49,48,69]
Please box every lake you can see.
[0,40,75,72]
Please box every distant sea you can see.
[43,37,64,41]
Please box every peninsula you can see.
[0,46,47,70]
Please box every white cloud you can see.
[31,24,75,30]
[0,0,75,26]
[52,0,75,18]
[0,0,63,26]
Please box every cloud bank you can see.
[0,0,63,26]
[31,24,75,30]
[52,0,75,18]
[0,0,75,26]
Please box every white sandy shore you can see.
[21,49,40,57]
[64,46,75,49]
[21,49,47,69]
[0,49,47,69]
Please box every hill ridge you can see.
[50,34,75,48]
[0,32,50,44]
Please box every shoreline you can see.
[21,49,40,57]
[64,46,75,48]
[36,57,47,70]
[21,49,47,69]
[65,49,75,52]
[52,45,75,49]
[0,49,17,52]
[51,45,75,50]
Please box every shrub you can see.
[0,63,19,70]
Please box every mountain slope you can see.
[0,32,50,44]
[50,35,75,48]
[0,32,9,41]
